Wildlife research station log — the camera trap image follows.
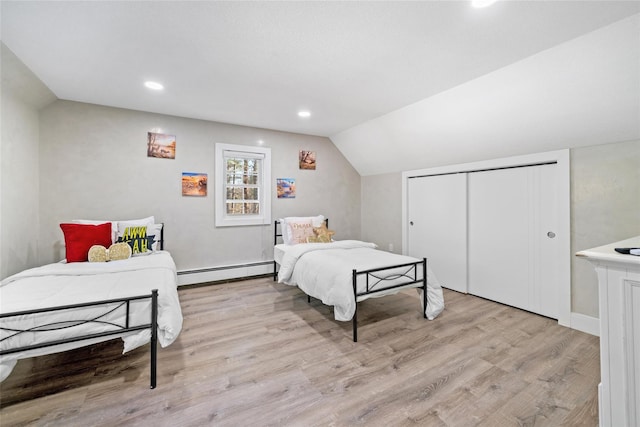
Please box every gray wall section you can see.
[361,139,640,319]
[0,90,40,279]
[571,139,640,317]
[361,172,403,253]
[0,44,56,279]
[36,100,361,271]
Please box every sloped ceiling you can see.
[332,14,640,175]
[1,1,639,175]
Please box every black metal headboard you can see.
[274,218,328,245]
[158,223,165,250]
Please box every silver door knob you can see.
[410,221,414,226]
[547,231,556,238]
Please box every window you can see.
[215,143,271,227]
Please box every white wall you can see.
[37,100,361,274]
[0,44,55,279]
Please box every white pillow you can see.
[280,215,325,245]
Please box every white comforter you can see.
[0,251,183,382]
[277,240,444,321]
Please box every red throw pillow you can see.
[60,222,113,263]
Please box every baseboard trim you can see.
[177,261,274,286]
[570,312,600,336]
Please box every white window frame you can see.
[215,143,271,227]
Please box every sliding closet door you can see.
[533,164,560,318]
[407,173,467,293]
[467,164,559,318]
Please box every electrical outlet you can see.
[388,243,394,252]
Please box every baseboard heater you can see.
[177,261,274,286]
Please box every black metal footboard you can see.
[0,289,159,389]
[352,258,427,342]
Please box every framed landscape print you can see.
[182,172,207,196]
[147,132,176,159]
[299,150,316,170]
[277,178,296,198]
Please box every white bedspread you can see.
[277,240,444,321]
[0,251,183,382]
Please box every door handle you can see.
[410,221,414,226]
[547,231,556,238]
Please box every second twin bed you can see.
[273,216,444,341]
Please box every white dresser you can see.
[577,236,640,427]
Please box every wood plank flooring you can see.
[0,277,600,426]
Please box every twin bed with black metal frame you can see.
[0,290,160,388]
[273,219,443,342]
[0,225,182,389]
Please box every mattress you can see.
[274,243,287,265]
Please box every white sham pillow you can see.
[280,215,325,245]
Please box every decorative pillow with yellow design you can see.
[115,217,153,256]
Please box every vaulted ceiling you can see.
[2,1,639,175]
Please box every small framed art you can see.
[299,150,316,170]
[147,132,176,159]
[182,172,207,197]
[277,178,296,198]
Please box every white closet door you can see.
[531,163,559,318]
[468,164,559,318]
[407,173,467,293]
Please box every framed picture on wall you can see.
[182,172,207,197]
[147,132,176,159]
[277,178,296,198]
[299,150,316,170]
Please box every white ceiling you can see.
[1,1,640,136]
[2,0,639,141]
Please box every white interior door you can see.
[407,173,467,293]
[467,164,559,318]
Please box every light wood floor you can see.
[0,277,600,426]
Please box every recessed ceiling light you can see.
[144,81,164,90]
[471,0,498,8]
[298,110,311,118]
